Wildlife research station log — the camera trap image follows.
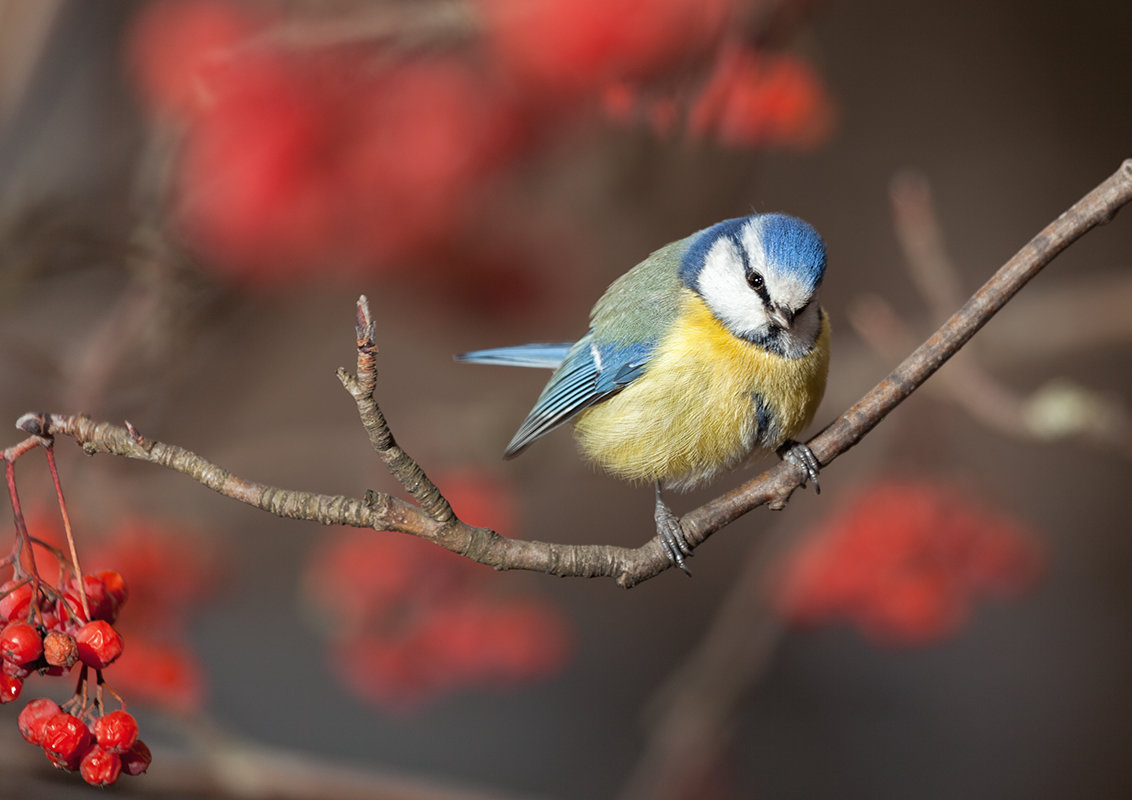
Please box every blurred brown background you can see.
[1,1,1130,798]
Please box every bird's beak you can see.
[769,304,795,330]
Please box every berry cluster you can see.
[3,441,153,788]
[1,568,151,786]
[772,480,1044,646]
[1,570,126,697]
[18,701,150,785]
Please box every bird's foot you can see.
[778,440,821,494]
[654,484,693,575]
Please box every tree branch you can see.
[13,160,1132,587]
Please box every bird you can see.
[457,213,830,572]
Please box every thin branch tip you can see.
[354,295,376,345]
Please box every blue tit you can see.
[458,213,830,571]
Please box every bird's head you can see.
[680,213,826,358]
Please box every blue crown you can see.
[680,213,826,292]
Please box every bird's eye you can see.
[746,271,764,291]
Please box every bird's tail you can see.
[454,343,573,369]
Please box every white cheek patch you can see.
[695,238,769,337]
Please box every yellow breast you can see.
[573,291,830,489]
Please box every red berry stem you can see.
[94,671,127,712]
[44,446,91,621]
[4,457,51,627]
[65,665,90,716]
[5,458,35,568]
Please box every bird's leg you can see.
[777,439,821,493]
[653,481,693,575]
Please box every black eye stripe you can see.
[725,230,772,305]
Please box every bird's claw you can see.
[779,440,821,494]
[654,485,693,575]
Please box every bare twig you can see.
[13,160,1132,588]
[336,296,455,525]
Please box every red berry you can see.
[121,739,152,776]
[43,629,78,669]
[0,672,23,703]
[18,697,61,744]
[0,579,33,621]
[80,745,122,787]
[1,620,44,664]
[40,712,93,770]
[97,570,129,609]
[75,620,124,669]
[93,710,139,754]
[69,574,118,622]
[61,591,91,625]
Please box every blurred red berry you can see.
[773,481,1043,646]
[82,520,216,712]
[348,61,527,266]
[330,594,571,710]
[127,0,264,119]
[434,470,519,534]
[41,712,93,770]
[688,48,834,149]
[334,635,434,710]
[0,672,23,703]
[92,710,139,754]
[121,739,153,776]
[75,620,124,669]
[307,469,571,709]
[477,0,732,95]
[175,61,343,283]
[305,471,519,634]
[89,519,218,628]
[97,570,129,609]
[80,745,123,787]
[1,620,43,665]
[163,39,529,285]
[480,602,572,680]
[859,566,969,646]
[305,531,464,634]
[107,636,206,713]
[18,697,61,744]
[416,598,571,684]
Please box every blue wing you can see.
[502,334,654,458]
[457,336,655,458]
[455,343,574,369]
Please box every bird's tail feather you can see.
[454,343,573,369]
